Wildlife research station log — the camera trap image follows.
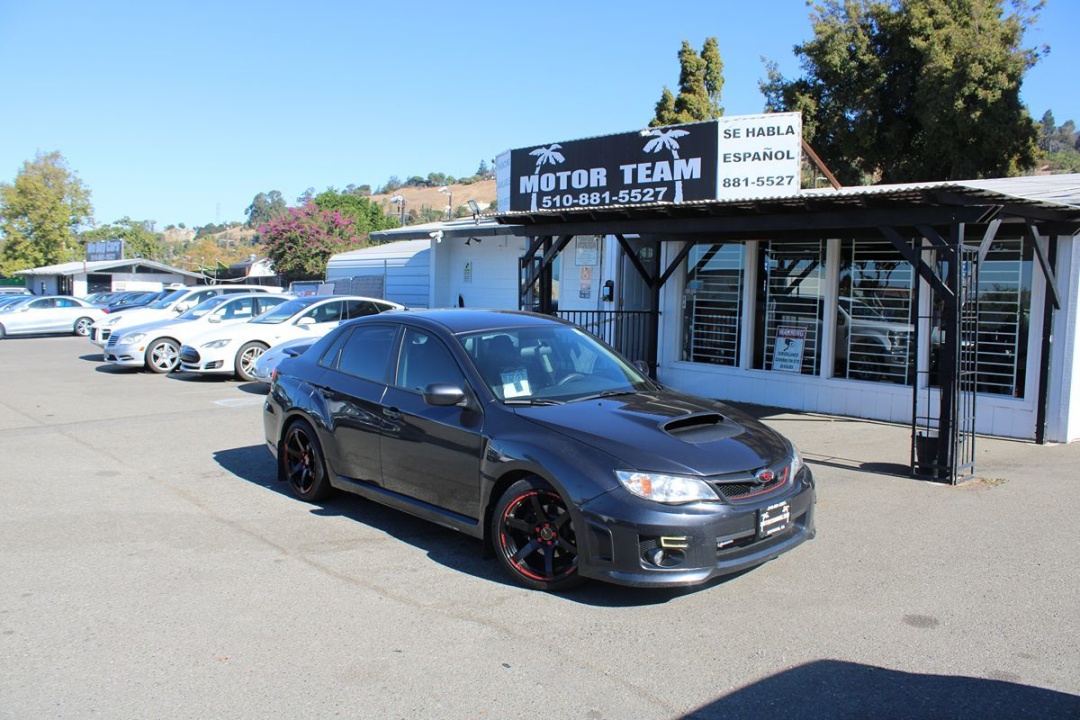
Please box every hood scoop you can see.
[662,412,743,443]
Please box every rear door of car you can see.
[379,327,485,520]
[314,323,399,485]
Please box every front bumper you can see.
[178,345,232,374]
[574,468,816,587]
[89,326,113,348]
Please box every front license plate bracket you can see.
[758,500,791,539]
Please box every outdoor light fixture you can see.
[465,236,482,246]
[467,199,481,223]
[389,195,407,226]
[429,230,444,243]
[438,186,453,221]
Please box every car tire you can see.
[235,341,268,382]
[0,324,5,339]
[492,476,583,592]
[281,419,334,502]
[73,317,94,337]
[145,338,180,374]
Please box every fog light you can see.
[641,539,687,568]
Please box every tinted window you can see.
[395,329,465,393]
[334,325,398,383]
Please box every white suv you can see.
[88,285,282,347]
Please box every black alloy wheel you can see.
[281,419,333,502]
[492,477,582,591]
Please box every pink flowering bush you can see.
[260,203,369,282]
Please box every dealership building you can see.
[335,115,1080,481]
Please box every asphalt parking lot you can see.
[1,335,1078,720]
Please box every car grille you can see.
[706,465,788,502]
[106,335,119,349]
[179,346,201,364]
[99,328,112,342]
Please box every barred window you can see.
[682,244,745,366]
[835,238,916,385]
[754,240,826,375]
[931,235,1032,397]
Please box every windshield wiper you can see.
[503,398,565,406]
[572,390,638,402]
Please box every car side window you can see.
[334,325,398,383]
[254,296,285,315]
[302,301,343,324]
[219,297,254,320]
[395,329,465,393]
[343,300,378,319]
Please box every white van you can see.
[88,285,282,347]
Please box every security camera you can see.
[429,230,444,243]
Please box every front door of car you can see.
[379,328,484,520]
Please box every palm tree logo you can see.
[642,128,690,202]
[528,144,565,211]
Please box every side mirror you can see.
[424,383,468,407]
[296,317,316,328]
[208,315,222,323]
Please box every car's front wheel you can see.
[492,477,583,591]
[73,317,94,336]
[235,341,268,381]
[281,419,333,502]
[146,338,180,373]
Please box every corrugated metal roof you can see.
[495,173,1080,224]
[16,258,204,278]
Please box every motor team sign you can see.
[500,112,802,212]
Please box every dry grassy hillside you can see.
[370,178,497,220]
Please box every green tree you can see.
[761,0,1044,184]
[81,218,163,260]
[245,190,288,228]
[650,38,725,127]
[0,151,93,274]
[259,203,369,283]
[311,188,399,234]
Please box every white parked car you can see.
[88,284,283,348]
[179,295,403,381]
[0,296,106,338]
[249,336,317,384]
[103,293,291,373]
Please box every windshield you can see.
[250,297,321,325]
[176,294,232,321]
[460,324,654,403]
[0,297,33,311]
[146,288,187,310]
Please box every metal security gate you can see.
[556,309,652,364]
[912,243,978,483]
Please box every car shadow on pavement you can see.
[213,444,746,606]
[679,659,1080,719]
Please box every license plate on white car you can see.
[758,500,791,539]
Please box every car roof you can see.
[343,307,568,335]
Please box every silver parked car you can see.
[0,296,106,338]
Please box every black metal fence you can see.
[557,310,653,365]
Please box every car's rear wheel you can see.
[0,324,6,339]
[145,338,180,373]
[235,341,268,381]
[281,419,333,501]
[73,317,94,336]
[492,477,583,591]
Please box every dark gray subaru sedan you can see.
[264,308,815,591]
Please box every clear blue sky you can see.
[2,0,1076,230]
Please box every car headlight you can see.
[789,446,804,479]
[615,470,718,504]
[118,332,145,345]
[201,338,232,349]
